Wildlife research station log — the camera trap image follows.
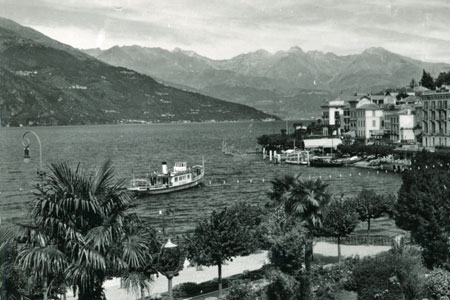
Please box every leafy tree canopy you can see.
[420,69,435,90]
[321,197,359,239]
[435,71,450,88]
[395,165,450,268]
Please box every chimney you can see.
[161,162,168,175]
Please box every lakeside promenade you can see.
[67,242,390,300]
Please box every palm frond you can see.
[90,159,115,195]
[120,272,152,296]
[122,235,150,269]
[80,247,107,271]
[17,245,67,278]
[85,225,113,252]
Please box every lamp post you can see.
[158,239,182,300]
[22,131,45,179]
[159,210,166,236]
[22,131,48,300]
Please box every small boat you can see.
[309,157,344,168]
[128,160,205,195]
[285,150,310,165]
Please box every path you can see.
[66,242,391,300]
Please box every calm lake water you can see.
[0,121,402,234]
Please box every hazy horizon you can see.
[2,0,450,63]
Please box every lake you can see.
[0,121,402,234]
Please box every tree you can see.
[321,197,359,263]
[409,78,417,88]
[185,202,262,298]
[352,189,394,242]
[395,165,450,268]
[420,69,435,90]
[435,71,450,88]
[2,160,157,300]
[268,224,306,276]
[268,174,330,299]
[396,90,409,100]
[257,134,270,147]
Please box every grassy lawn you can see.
[351,216,407,238]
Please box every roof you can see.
[413,86,430,92]
[303,138,342,149]
[321,96,346,108]
[357,103,381,110]
[371,95,386,100]
[399,95,421,103]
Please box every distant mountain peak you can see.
[172,47,202,57]
[288,46,305,54]
[362,47,390,55]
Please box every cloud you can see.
[1,0,450,62]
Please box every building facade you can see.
[421,90,450,148]
[356,103,384,141]
[321,97,346,135]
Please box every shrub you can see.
[266,269,303,300]
[424,269,450,300]
[225,280,259,300]
[349,246,425,300]
[312,257,360,300]
[172,282,201,298]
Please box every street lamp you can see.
[158,239,182,300]
[22,131,45,179]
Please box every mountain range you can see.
[0,17,275,127]
[84,45,450,119]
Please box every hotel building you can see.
[421,90,450,148]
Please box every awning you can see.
[303,138,342,149]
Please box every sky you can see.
[2,0,450,62]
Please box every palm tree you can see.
[2,160,157,300]
[267,175,296,208]
[268,174,330,299]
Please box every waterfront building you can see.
[421,89,450,148]
[389,108,416,143]
[303,137,342,153]
[321,92,421,145]
[347,95,369,133]
[384,107,417,143]
[320,97,346,135]
[356,102,384,142]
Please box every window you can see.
[372,120,376,127]
[424,101,428,109]
[431,101,435,109]
[445,101,448,109]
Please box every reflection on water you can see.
[0,122,402,234]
